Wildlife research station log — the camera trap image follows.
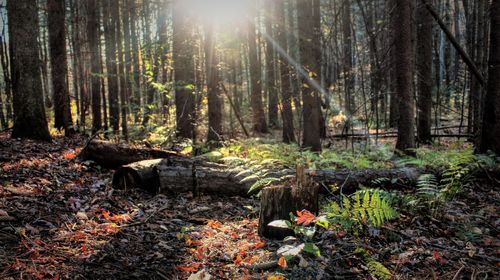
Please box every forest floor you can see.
[0,132,499,279]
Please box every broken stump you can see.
[258,166,320,239]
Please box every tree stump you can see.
[258,166,320,239]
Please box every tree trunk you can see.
[103,0,120,132]
[48,0,74,135]
[297,0,322,151]
[128,0,141,123]
[204,24,223,143]
[173,0,196,140]
[112,157,432,197]
[478,0,500,154]
[264,1,279,128]
[112,0,128,139]
[8,0,51,141]
[87,0,102,133]
[342,0,355,116]
[247,3,268,134]
[276,0,296,143]
[394,0,416,154]
[416,0,433,144]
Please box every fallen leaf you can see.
[278,256,287,269]
[176,263,201,273]
[296,210,316,226]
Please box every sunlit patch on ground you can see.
[176,218,272,278]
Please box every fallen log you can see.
[79,140,183,168]
[112,157,433,196]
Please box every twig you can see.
[249,260,278,270]
[451,265,465,280]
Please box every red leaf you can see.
[296,210,316,226]
[176,263,201,272]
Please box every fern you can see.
[324,189,397,231]
[355,247,393,280]
[247,177,281,194]
[366,259,392,280]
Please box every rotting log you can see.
[258,166,320,239]
[112,157,434,198]
[79,140,183,168]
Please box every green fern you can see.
[324,189,398,230]
[366,259,392,280]
[355,247,393,280]
[247,177,281,194]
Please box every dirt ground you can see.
[0,133,498,279]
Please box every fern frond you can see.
[366,259,392,280]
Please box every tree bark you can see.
[87,0,102,133]
[394,0,416,154]
[8,0,51,141]
[416,0,433,144]
[79,140,183,168]
[112,0,128,139]
[297,0,322,151]
[247,3,269,134]
[112,157,434,196]
[478,0,500,154]
[173,0,196,140]
[103,0,120,132]
[264,1,279,128]
[259,166,320,239]
[48,0,74,135]
[342,0,355,116]
[276,0,296,143]
[204,24,223,143]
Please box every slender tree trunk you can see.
[0,33,12,124]
[173,0,196,140]
[128,0,141,123]
[342,0,355,116]
[204,24,223,143]
[478,0,500,154]
[276,0,296,143]
[297,0,322,151]
[247,4,268,134]
[8,0,51,141]
[47,0,74,135]
[103,0,120,132]
[112,0,128,139]
[416,0,433,144]
[264,1,279,128]
[394,0,416,154]
[141,0,155,126]
[87,0,102,133]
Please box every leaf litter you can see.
[0,132,499,279]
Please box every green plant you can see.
[268,210,324,263]
[355,248,393,280]
[324,189,398,232]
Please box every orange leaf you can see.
[253,240,266,249]
[278,256,287,269]
[62,152,76,160]
[207,219,222,229]
[234,255,243,266]
[296,210,316,226]
[176,263,201,272]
